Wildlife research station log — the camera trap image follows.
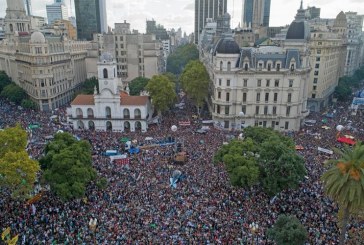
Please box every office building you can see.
[242,0,271,28]
[194,0,227,44]
[46,0,68,25]
[23,0,32,16]
[74,0,107,41]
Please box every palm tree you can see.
[321,142,364,245]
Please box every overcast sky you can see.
[1,0,363,34]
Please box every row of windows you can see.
[216,105,292,116]
[217,79,294,87]
[221,120,290,130]
[216,92,292,103]
[76,107,142,118]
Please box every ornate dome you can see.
[215,37,240,54]
[286,21,310,40]
[30,31,46,43]
[99,52,114,62]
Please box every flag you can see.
[7,235,18,245]
[1,227,10,240]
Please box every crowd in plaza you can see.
[0,97,364,244]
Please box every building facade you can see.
[0,0,91,111]
[46,0,68,25]
[23,0,32,16]
[74,0,106,40]
[194,0,227,44]
[68,52,152,132]
[242,0,271,28]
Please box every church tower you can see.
[5,0,31,39]
[97,52,121,96]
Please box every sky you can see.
[0,0,364,34]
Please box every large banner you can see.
[317,147,333,155]
[179,121,191,126]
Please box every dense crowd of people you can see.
[0,97,363,244]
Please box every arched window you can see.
[105,106,111,118]
[103,68,108,78]
[76,108,83,118]
[123,108,130,119]
[290,64,295,71]
[267,63,271,71]
[244,63,248,71]
[227,61,231,71]
[9,24,13,32]
[87,108,94,118]
[220,61,223,71]
[276,63,281,71]
[134,108,141,119]
[77,120,84,129]
[88,121,95,130]
[106,121,112,131]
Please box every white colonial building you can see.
[68,52,152,132]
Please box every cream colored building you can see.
[209,37,310,131]
[0,0,91,111]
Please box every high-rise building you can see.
[194,0,227,44]
[242,0,270,28]
[23,0,32,16]
[74,0,107,41]
[46,0,68,25]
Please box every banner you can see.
[1,227,10,240]
[7,235,18,245]
[317,147,333,155]
[114,158,130,165]
[26,192,43,205]
[178,121,191,126]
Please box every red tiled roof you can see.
[71,94,95,105]
[120,95,149,106]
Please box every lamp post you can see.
[236,111,245,131]
[249,222,259,245]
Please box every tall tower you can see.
[242,0,270,28]
[74,0,106,40]
[23,0,32,16]
[46,0,69,25]
[194,0,228,44]
[5,0,30,39]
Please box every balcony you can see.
[254,114,279,119]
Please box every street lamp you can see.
[249,222,259,245]
[236,111,245,130]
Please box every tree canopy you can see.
[0,125,40,199]
[129,77,150,96]
[267,214,308,245]
[74,77,99,97]
[335,66,364,101]
[0,70,12,93]
[40,132,96,201]
[214,127,306,196]
[1,83,27,104]
[321,142,364,244]
[145,74,177,116]
[180,60,210,114]
[166,44,199,75]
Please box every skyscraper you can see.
[23,0,32,16]
[242,0,270,28]
[74,0,107,40]
[46,0,68,25]
[194,0,227,44]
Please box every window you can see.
[265,93,269,102]
[285,121,289,130]
[257,79,261,87]
[243,79,248,87]
[312,94,316,98]
[227,80,230,86]
[315,64,320,69]
[286,106,291,116]
[267,63,271,71]
[224,121,229,129]
[258,63,263,70]
[226,92,230,102]
[264,106,268,115]
[263,121,267,128]
[243,93,247,102]
[217,105,220,114]
[219,79,222,86]
[290,64,295,71]
[218,91,221,99]
[314,71,319,76]
[255,106,260,114]
[254,120,259,126]
[271,121,275,128]
[287,93,292,103]
[289,80,293,87]
[244,63,248,71]
[266,80,270,87]
[225,106,229,115]
[313,78,318,84]
[316,57,320,62]
[274,80,279,87]
[220,61,223,71]
[274,93,278,102]
[103,68,108,78]
[313,86,317,91]
[241,105,246,114]
[318,41,322,45]
[276,63,280,71]
[256,93,261,102]
[273,106,277,115]
[317,49,321,54]
[227,61,231,71]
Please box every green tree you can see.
[321,142,364,245]
[145,74,177,116]
[129,77,149,95]
[0,83,26,104]
[0,125,40,199]
[167,44,199,75]
[40,133,96,201]
[0,71,12,93]
[21,99,38,110]
[267,214,308,245]
[180,60,210,115]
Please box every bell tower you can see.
[5,0,31,39]
[97,52,120,96]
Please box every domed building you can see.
[68,53,152,132]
